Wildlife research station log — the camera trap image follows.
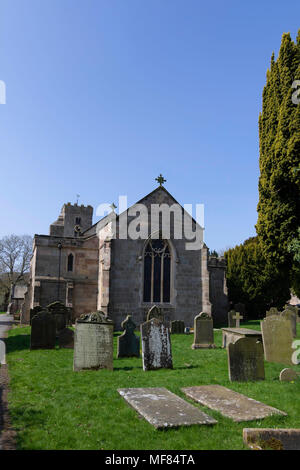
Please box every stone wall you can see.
[23,233,98,322]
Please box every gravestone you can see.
[140,318,173,371]
[117,315,140,358]
[279,368,298,382]
[281,309,297,338]
[222,327,262,349]
[228,310,236,327]
[47,301,69,334]
[146,305,164,323]
[170,320,185,334]
[118,388,217,429]
[30,310,56,350]
[261,315,294,366]
[266,307,279,317]
[29,305,43,325]
[233,312,243,328]
[182,385,286,422]
[285,305,299,315]
[184,327,190,334]
[192,312,215,349]
[73,311,114,371]
[58,327,74,349]
[228,337,265,381]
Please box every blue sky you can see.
[0,0,299,251]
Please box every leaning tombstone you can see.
[47,301,69,335]
[140,318,173,371]
[30,310,56,350]
[146,305,164,323]
[228,310,236,327]
[117,315,140,358]
[192,312,215,349]
[261,315,294,366]
[73,311,114,371]
[228,337,265,382]
[280,309,297,338]
[58,327,74,349]
[29,305,43,325]
[170,320,185,334]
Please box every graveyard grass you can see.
[4,321,300,450]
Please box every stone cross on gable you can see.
[155,174,166,186]
[233,312,243,328]
[110,202,117,213]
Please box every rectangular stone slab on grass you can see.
[181,385,287,422]
[118,387,217,429]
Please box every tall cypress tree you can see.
[256,31,300,300]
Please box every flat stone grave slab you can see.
[243,428,300,450]
[222,327,262,348]
[118,387,217,429]
[181,385,287,422]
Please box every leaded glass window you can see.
[143,239,171,303]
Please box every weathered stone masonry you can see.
[22,187,228,328]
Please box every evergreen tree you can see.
[256,31,300,299]
[225,237,288,318]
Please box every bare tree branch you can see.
[0,235,33,297]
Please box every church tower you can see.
[49,203,93,237]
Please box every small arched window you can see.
[143,238,171,303]
[67,253,74,272]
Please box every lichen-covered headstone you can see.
[228,337,265,382]
[285,305,299,315]
[140,318,173,371]
[146,305,164,323]
[192,312,215,349]
[228,310,236,327]
[73,311,114,371]
[58,327,74,349]
[30,310,56,350]
[261,315,294,366]
[280,309,297,338]
[266,307,279,317]
[170,320,185,334]
[117,315,140,358]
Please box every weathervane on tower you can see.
[155,174,166,186]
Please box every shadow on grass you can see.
[12,407,45,426]
[5,334,30,353]
[114,366,142,371]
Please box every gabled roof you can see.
[81,185,203,237]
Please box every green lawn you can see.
[4,321,300,450]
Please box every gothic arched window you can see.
[67,253,74,272]
[143,239,171,303]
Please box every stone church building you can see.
[22,185,228,328]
